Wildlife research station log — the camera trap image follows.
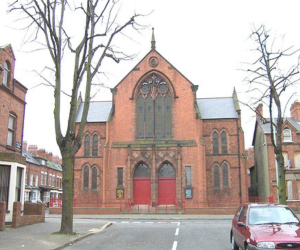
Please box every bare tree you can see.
[244,25,300,205]
[9,0,144,234]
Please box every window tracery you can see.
[136,74,172,139]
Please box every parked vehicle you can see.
[230,203,300,249]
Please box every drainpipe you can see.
[236,119,242,204]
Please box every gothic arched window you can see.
[214,165,220,189]
[222,163,228,187]
[136,74,172,139]
[83,166,89,188]
[92,135,98,157]
[221,131,227,154]
[213,132,218,154]
[84,135,90,156]
[92,167,97,189]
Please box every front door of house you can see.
[158,163,176,205]
[133,163,151,205]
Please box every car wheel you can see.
[231,235,239,250]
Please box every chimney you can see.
[22,141,27,151]
[28,145,38,154]
[256,103,263,120]
[290,100,300,121]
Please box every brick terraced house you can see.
[0,44,27,222]
[73,33,249,213]
[251,101,300,208]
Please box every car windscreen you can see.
[248,206,300,225]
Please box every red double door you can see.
[133,163,176,205]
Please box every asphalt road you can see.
[65,219,232,250]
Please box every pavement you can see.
[0,211,233,250]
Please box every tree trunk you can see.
[60,151,74,234]
[276,153,287,205]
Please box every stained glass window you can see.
[134,163,150,177]
[158,163,175,177]
[222,163,228,187]
[92,167,97,189]
[92,135,98,157]
[214,165,220,189]
[213,132,218,154]
[84,135,90,156]
[221,131,227,154]
[136,74,172,139]
[84,166,89,188]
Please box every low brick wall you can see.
[49,207,120,214]
[0,202,6,231]
[12,202,45,228]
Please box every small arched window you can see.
[222,163,228,187]
[283,128,292,142]
[83,166,89,188]
[3,61,10,87]
[92,167,97,190]
[84,135,90,156]
[213,132,218,154]
[92,135,98,157]
[214,165,220,189]
[221,131,227,154]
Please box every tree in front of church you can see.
[9,0,144,234]
[244,25,300,205]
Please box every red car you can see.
[230,203,300,250]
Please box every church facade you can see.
[73,34,248,212]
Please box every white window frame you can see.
[3,61,9,86]
[283,128,292,142]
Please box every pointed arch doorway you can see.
[133,163,151,205]
[158,163,176,205]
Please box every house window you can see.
[295,152,300,169]
[283,128,292,142]
[84,135,90,156]
[185,166,191,187]
[283,152,289,168]
[214,165,220,189]
[221,131,227,154]
[44,173,47,186]
[92,167,97,190]
[7,113,16,147]
[213,132,218,154]
[83,166,89,188]
[0,165,10,205]
[117,168,123,187]
[35,175,39,187]
[3,61,10,87]
[92,135,98,157]
[41,172,44,185]
[287,181,293,200]
[49,174,52,187]
[15,168,22,201]
[136,74,172,139]
[222,163,228,187]
[30,174,33,186]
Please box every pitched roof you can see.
[257,117,300,133]
[197,97,238,119]
[75,101,112,123]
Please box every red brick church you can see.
[73,31,248,212]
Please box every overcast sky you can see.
[1,0,300,157]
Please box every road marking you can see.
[171,222,180,226]
[132,221,141,224]
[172,241,177,250]
[175,228,179,236]
[145,222,154,224]
[121,221,129,223]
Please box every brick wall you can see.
[12,202,45,228]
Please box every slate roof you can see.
[76,97,238,123]
[258,117,300,133]
[197,97,238,119]
[75,101,112,123]
[22,151,62,171]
